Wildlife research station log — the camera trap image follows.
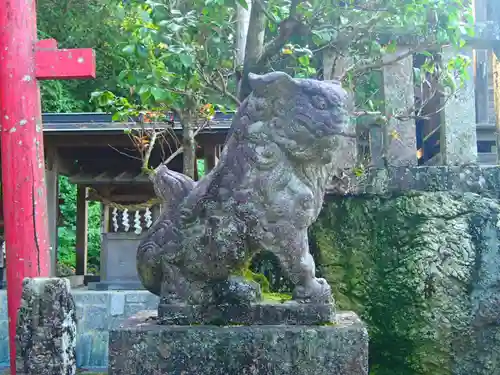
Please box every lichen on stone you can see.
[310,190,500,375]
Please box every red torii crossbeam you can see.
[0,1,95,372]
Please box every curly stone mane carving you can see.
[137,71,349,304]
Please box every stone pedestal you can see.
[88,232,145,290]
[16,277,77,375]
[109,309,368,375]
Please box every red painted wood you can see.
[0,1,50,373]
[35,38,58,50]
[0,4,95,374]
[36,45,96,80]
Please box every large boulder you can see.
[311,166,500,375]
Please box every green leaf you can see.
[179,53,194,68]
[122,44,136,55]
[140,91,152,103]
[169,23,183,32]
[385,40,397,54]
[298,55,310,66]
[151,87,170,101]
[137,44,149,59]
[236,0,248,10]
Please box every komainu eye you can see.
[312,95,327,110]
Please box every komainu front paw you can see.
[293,277,332,304]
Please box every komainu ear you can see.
[248,72,297,96]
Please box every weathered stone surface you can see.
[109,311,368,375]
[330,165,500,198]
[16,277,77,375]
[381,49,417,166]
[158,301,335,326]
[0,289,159,369]
[439,47,478,165]
[312,171,500,375]
[137,71,351,306]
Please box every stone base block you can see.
[87,280,145,290]
[16,278,77,375]
[158,300,335,325]
[109,310,368,375]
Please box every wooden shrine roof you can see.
[42,112,233,134]
[68,171,150,185]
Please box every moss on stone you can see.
[261,292,292,303]
[310,191,500,375]
[232,267,271,293]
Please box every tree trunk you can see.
[238,0,266,100]
[236,0,252,91]
[182,119,196,179]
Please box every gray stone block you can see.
[109,293,126,316]
[414,166,449,191]
[109,311,368,375]
[0,320,8,366]
[125,291,158,303]
[158,301,336,326]
[87,281,145,291]
[88,332,109,368]
[83,305,108,330]
[0,291,6,317]
[447,165,500,196]
[76,330,110,368]
[16,278,77,375]
[73,290,109,306]
[124,303,149,317]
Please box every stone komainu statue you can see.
[137,71,349,305]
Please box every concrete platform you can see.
[109,310,368,375]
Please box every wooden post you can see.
[0,2,95,369]
[204,144,219,172]
[45,147,59,276]
[75,186,89,276]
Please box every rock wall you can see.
[310,166,500,375]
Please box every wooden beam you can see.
[75,185,89,275]
[204,143,219,172]
[45,146,59,276]
[35,39,96,80]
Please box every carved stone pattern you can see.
[137,72,350,305]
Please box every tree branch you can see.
[258,18,303,65]
[198,69,241,106]
[253,0,278,25]
[158,118,211,168]
[142,130,158,172]
[341,42,438,80]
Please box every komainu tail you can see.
[137,165,196,296]
[152,164,196,210]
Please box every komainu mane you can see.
[137,71,349,305]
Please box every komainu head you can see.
[239,72,349,163]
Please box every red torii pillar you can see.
[0,1,95,373]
